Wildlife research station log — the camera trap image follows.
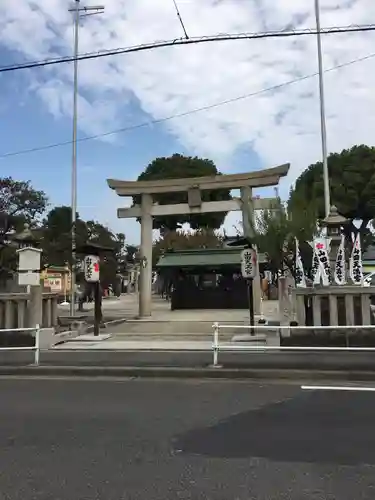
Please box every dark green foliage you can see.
[133,154,231,230]
[0,177,48,281]
[289,145,375,226]
[41,207,127,288]
[250,198,316,276]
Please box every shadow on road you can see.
[175,391,375,466]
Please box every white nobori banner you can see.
[311,250,321,285]
[349,232,363,285]
[334,234,346,285]
[312,238,331,286]
[295,238,307,288]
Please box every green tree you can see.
[124,244,138,264]
[289,145,375,233]
[114,233,127,275]
[134,154,231,231]
[41,207,127,288]
[41,206,87,268]
[250,199,317,277]
[0,177,48,280]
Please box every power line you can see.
[1,51,374,160]
[1,24,375,74]
[172,0,189,39]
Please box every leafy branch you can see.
[247,198,317,278]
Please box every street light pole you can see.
[314,0,331,218]
[68,0,104,316]
[69,0,79,316]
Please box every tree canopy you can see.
[134,154,231,231]
[41,206,87,268]
[289,145,375,227]
[0,177,48,228]
[40,206,127,288]
[0,176,134,290]
[250,199,317,277]
[0,177,48,281]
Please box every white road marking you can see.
[301,385,375,392]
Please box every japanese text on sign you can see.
[241,248,257,279]
[314,239,331,285]
[334,234,346,285]
[295,238,306,288]
[350,233,363,285]
[84,255,100,283]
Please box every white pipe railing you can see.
[212,322,375,367]
[213,323,375,331]
[0,325,40,365]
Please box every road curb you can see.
[2,365,375,381]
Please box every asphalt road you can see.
[1,378,375,499]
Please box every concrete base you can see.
[39,328,55,350]
[231,329,280,347]
[54,340,212,350]
[67,334,112,342]
[231,334,266,343]
[3,365,375,382]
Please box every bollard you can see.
[213,322,219,367]
[258,296,267,324]
[34,324,40,366]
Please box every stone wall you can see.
[0,292,59,330]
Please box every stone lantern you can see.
[11,224,44,328]
[322,205,348,268]
[11,223,41,249]
[12,223,43,287]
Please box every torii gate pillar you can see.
[241,185,261,314]
[139,194,153,317]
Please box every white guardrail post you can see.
[213,322,219,367]
[34,324,40,366]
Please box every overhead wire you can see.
[1,51,374,160]
[172,0,189,39]
[0,24,375,74]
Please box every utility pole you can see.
[68,0,104,315]
[314,0,331,218]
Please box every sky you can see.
[0,0,375,245]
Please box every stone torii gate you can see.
[107,163,289,317]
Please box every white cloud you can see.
[1,0,375,241]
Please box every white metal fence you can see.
[212,322,375,367]
[0,325,40,365]
[2,322,375,369]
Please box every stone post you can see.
[134,268,139,294]
[278,275,293,328]
[28,284,43,328]
[139,193,153,317]
[322,205,348,275]
[241,186,261,314]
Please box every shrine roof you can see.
[156,247,266,268]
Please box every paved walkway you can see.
[54,340,214,350]
[59,294,279,322]
[58,295,137,319]
[55,294,280,350]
